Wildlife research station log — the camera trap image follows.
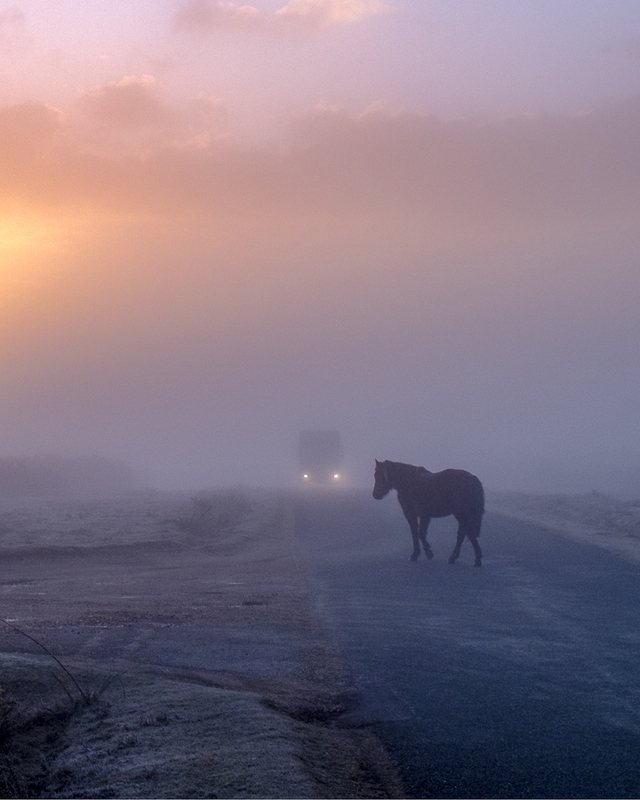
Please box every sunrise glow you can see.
[0,216,70,256]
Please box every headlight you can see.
[333,474,340,480]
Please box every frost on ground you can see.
[488,490,640,565]
[0,490,402,799]
[0,489,252,551]
[1,654,393,799]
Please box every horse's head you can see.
[373,459,393,499]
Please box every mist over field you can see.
[1,1,639,494]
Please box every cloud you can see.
[0,5,24,25]
[0,5,28,55]
[279,98,640,224]
[0,102,64,177]
[0,101,62,141]
[274,0,388,29]
[2,94,640,228]
[74,77,229,155]
[174,0,388,34]
[175,1,261,32]
[78,75,176,128]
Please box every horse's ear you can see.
[375,459,380,466]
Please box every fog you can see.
[2,198,638,494]
[1,4,640,495]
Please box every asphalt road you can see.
[294,489,640,799]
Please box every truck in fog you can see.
[298,431,343,484]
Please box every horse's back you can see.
[418,468,484,519]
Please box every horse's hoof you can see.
[410,554,419,562]
[448,557,456,565]
[426,551,434,560]
[474,561,482,568]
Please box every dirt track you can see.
[0,490,403,798]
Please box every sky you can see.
[1,0,640,492]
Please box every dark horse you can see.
[373,459,485,566]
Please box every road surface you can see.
[294,489,640,799]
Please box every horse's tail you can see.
[469,475,485,535]
[477,478,485,515]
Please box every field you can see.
[488,489,640,565]
[0,490,401,799]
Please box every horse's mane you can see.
[384,461,431,480]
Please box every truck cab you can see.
[298,430,343,484]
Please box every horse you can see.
[373,459,485,567]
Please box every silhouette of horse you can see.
[373,459,485,566]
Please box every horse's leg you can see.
[448,517,466,564]
[450,518,483,566]
[418,516,434,560]
[468,518,483,567]
[408,514,421,561]
[469,535,483,567]
[399,499,421,560]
